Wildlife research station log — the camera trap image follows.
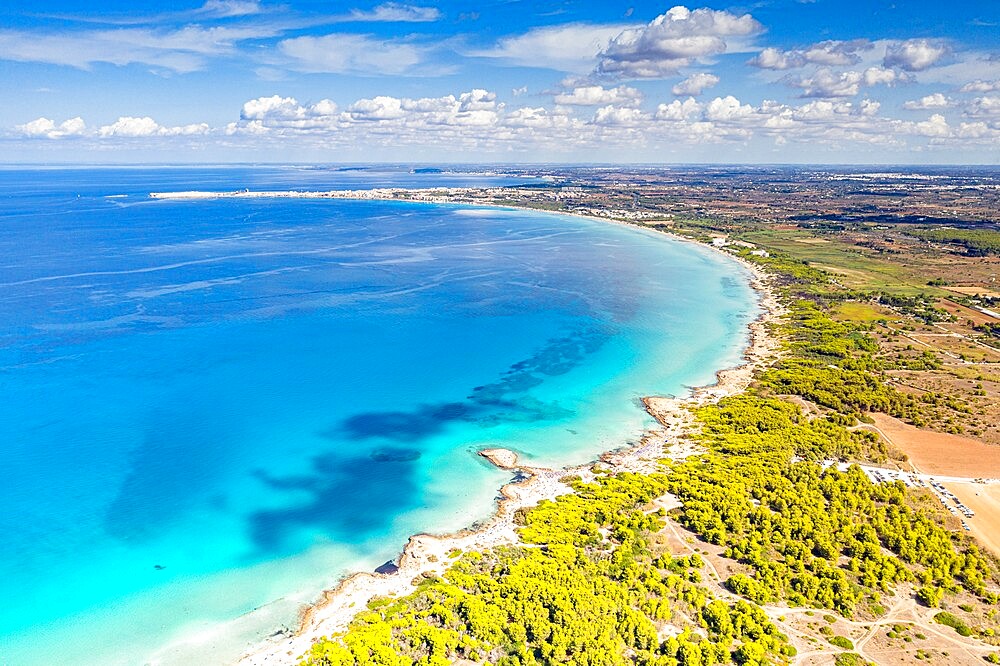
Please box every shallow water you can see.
[0,166,758,664]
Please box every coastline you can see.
[147,188,784,666]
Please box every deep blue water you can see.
[0,166,758,664]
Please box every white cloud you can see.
[749,40,872,69]
[859,99,881,116]
[787,69,863,98]
[336,89,500,126]
[215,88,1000,151]
[98,116,163,137]
[239,95,340,130]
[655,97,702,120]
[97,116,210,137]
[704,95,755,121]
[593,105,649,126]
[347,3,441,22]
[965,96,1000,118]
[505,106,568,129]
[596,6,763,79]
[242,95,303,120]
[278,34,424,75]
[960,80,1000,93]
[19,83,1000,157]
[903,93,952,110]
[671,72,719,96]
[801,40,872,66]
[17,116,86,139]
[862,66,905,86]
[749,47,800,70]
[197,0,263,18]
[883,39,948,71]
[791,99,854,121]
[956,121,1000,140]
[912,113,950,137]
[554,84,642,106]
[786,66,906,98]
[0,24,279,72]
[345,96,406,121]
[470,23,631,73]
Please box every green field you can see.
[740,229,951,297]
[833,301,894,322]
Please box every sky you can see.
[1,0,998,163]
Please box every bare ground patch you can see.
[870,413,1000,477]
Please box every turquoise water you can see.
[0,167,758,664]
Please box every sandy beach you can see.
[225,207,785,666]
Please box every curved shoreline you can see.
[146,189,783,666]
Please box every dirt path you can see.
[757,592,997,665]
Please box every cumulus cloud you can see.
[787,69,863,98]
[655,97,702,120]
[221,88,951,151]
[910,113,950,138]
[554,84,642,106]
[18,84,1000,157]
[862,66,905,86]
[903,93,953,110]
[749,40,872,69]
[596,6,763,78]
[17,116,86,139]
[965,96,1000,118]
[883,39,948,71]
[671,72,719,96]
[238,95,340,131]
[592,105,649,126]
[202,89,1000,151]
[278,34,424,75]
[786,66,907,98]
[352,89,500,125]
[347,3,441,22]
[345,96,406,121]
[505,106,578,130]
[97,116,209,137]
[960,80,1000,93]
[749,47,800,70]
[229,89,502,132]
[859,99,881,116]
[704,95,755,121]
[469,23,630,73]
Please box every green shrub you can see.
[829,635,855,650]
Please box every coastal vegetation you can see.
[303,473,794,666]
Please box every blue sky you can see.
[2,0,998,163]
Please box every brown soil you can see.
[870,413,1000,477]
[945,285,1000,300]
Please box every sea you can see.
[0,165,758,664]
